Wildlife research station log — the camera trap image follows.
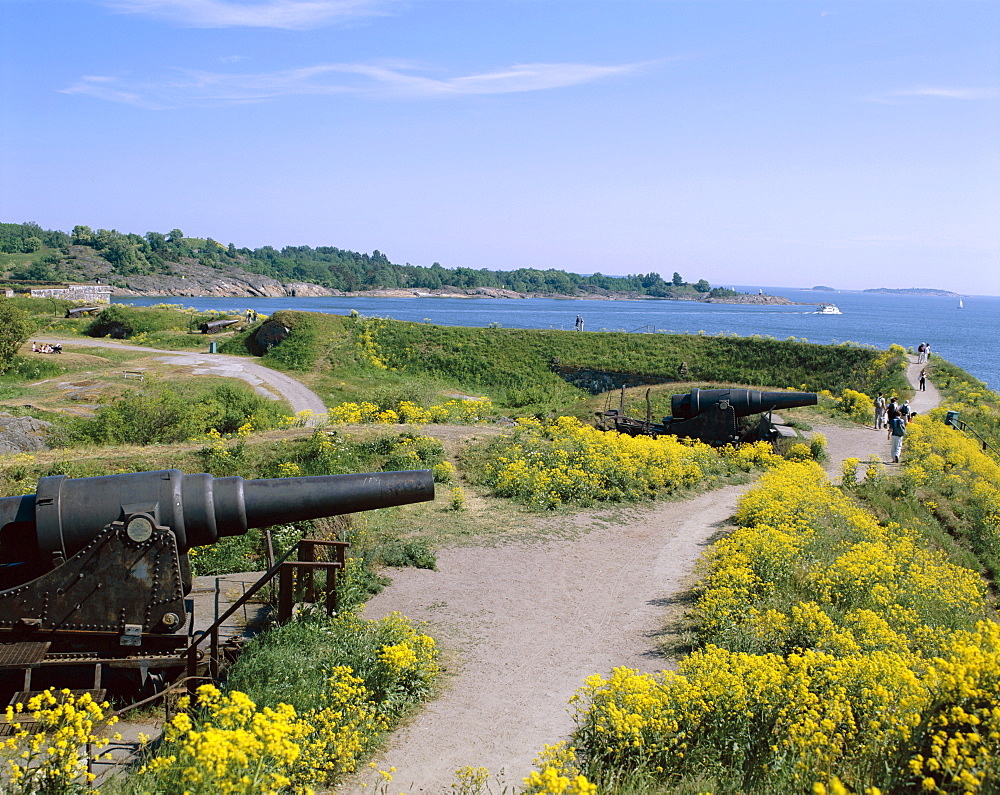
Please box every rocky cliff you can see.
[61,245,335,298]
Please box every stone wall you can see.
[30,284,112,303]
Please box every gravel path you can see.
[36,337,327,417]
[349,356,939,792]
[355,487,749,791]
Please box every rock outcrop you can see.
[0,413,52,454]
[60,246,334,298]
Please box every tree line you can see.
[0,220,740,298]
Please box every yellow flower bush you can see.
[448,486,467,511]
[523,744,598,794]
[2,689,118,794]
[327,397,494,426]
[135,613,440,793]
[903,621,1000,794]
[706,461,987,657]
[840,388,876,424]
[561,458,998,792]
[476,416,767,509]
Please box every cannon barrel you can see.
[670,388,818,421]
[0,468,434,567]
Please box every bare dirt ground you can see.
[348,358,939,793]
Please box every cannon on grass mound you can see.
[597,387,818,446]
[0,468,433,703]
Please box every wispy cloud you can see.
[61,59,650,108]
[866,85,999,103]
[100,0,394,29]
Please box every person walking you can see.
[919,369,927,391]
[888,412,906,463]
[917,343,926,363]
[873,392,887,430]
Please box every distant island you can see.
[808,285,836,291]
[863,288,962,297]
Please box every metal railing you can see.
[947,416,1000,461]
[183,538,349,688]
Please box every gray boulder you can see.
[0,413,52,454]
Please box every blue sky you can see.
[1,1,998,294]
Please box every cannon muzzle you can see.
[670,388,818,420]
[0,469,434,571]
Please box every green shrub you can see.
[57,380,286,447]
[62,382,209,445]
[85,304,154,338]
[200,382,287,434]
[226,610,439,721]
[377,539,436,570]
[0,301,33,373]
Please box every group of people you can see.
[574,315,585,331]
[871,342,935,463]
[245,309,259,323]
[873,392,916,464]
[30,341,61,354]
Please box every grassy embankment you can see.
[217,308,909,415]
[2,301,923,793]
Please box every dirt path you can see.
[35,337,327,417]
[355,487,748,791]
[349,357,939,792]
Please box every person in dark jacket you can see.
[888,414,906,463]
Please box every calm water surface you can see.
[117,287,1000,391]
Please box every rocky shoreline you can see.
[63,245,800,304]
[324,287,799,304]
[111,277,798,305]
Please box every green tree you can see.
[71,225,95,245]
[0,302,33,374]
[694,279,711,293]
[145,231,168,251]
[672,271,684,286]
[10,260,56,281]
[103,237,141,271]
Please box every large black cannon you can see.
[0,469,433,695]
[598,387,818,445]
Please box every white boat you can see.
[959,298,964,309]
[815,304,843,315]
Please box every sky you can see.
[1,1,998,295]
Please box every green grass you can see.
[219,309,909,416]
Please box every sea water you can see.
[116,287,1000,391]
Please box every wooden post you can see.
[300,540,316,603]
[278,563,294,622]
